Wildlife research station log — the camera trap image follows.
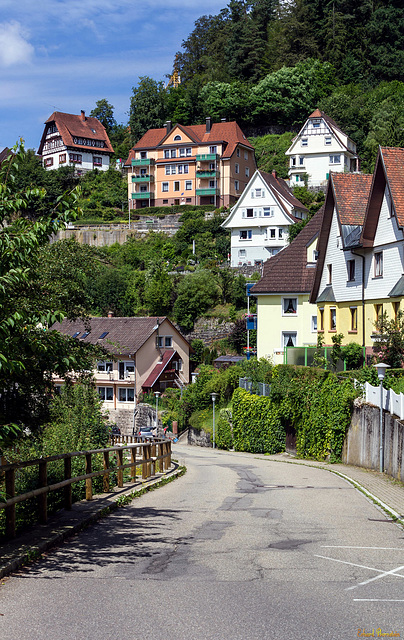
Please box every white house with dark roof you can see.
[38,110,114,174]
[52,316,190,433]
[285,109,359,189]
[221,169,308,267]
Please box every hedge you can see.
[232,388,285,454]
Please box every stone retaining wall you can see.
[187,427,212,447]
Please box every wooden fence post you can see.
[5,468,16,539]
[130,447,136,482]
[64,456,72,509]
[117,449,124,487]
[85,453,92,500]
[38,460,48,524]
[103,451,110,492]
[142,445,148,479]
[151,443,156,476]
[167,440,171,469]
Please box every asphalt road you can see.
[1,444,404,640]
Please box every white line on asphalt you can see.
[354,599,404,602]
[315,554,394,575]
[345,564,404,591]
[321,546,404,551]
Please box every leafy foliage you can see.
[232,388,285,454]
[373,310,404,368]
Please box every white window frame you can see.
[97,360,113,372]
[311,315,318,332]
[325,136,332,145]
[282,332,297,348]
[374,251,383,277]
[329,154,341,164]
[239,229,252,241]
[118,387,135,402]
[162,182,169,192]
[282,297,298,316]
[301,138,308,147]
[263,207,273,217]
[98,386,114,401]
[185,180,192,190]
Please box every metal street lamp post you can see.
[374,362,390,473]
[211,393,218,449]
[154,391,161,432]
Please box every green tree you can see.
[173,270,219,330]
[89,99,117,134]
[373,311,404,369]
[129,76,167,144]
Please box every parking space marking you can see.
[322,546,404,551]
[345,564,404,591]
[315,554,398,576]
[354,599,404,602]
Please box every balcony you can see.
[131,158,155,167]
[196,170,219,178]
[131,175,154,183]
[196,188,220,196]
[196,154,219,162]
[132,192,154,200]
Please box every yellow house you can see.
[124,118,256,210]
[311,147,404,358]
[251,208,323,364]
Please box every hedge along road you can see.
[1,445,404,640]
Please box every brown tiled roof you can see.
[332,172,373,225]
[51,316,186,356]
[381,147,404,227]
[125,120,253,165]
[251,207,324,294]
[260,171,309,214]
[0,147,11,165]
[38,111,114,155]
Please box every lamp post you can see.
[154,391,161,431]
[128,355,136,436]
[374,362,390,473]
[211,392,218,449]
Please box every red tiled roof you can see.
[332,172,373,225]
[380,147,404,227]
[38,111,114,155]
[251,207,324,295]
[51,316,180,355]
[125,120,253,165]
[142,350,177,388]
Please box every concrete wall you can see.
[342,401,404,481]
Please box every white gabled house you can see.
[285,109,359,189]
[221,169,308,267]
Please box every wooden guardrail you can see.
[0,438,172,540]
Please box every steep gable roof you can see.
[38,111,114,155]
[260,171,309,214]
[287,110,356,155]
[52,316,188,356]
[125,120,253,165]
[251,207,324,295]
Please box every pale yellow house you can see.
[310,147,404,359]
[251,209,323,364]
[124,118,256,209]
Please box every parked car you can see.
[138,427,154,441]
[110,425,121,436]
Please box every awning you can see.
[142,350,177,389]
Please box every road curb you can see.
[0,464,186,580]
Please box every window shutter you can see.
[262,189,265,198]
[251,190,254,198]
[242,210,245,218]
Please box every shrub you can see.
[216,408,233,450]
[232,388,285,454]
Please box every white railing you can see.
[364,381,404,420]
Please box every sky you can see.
[0,0,226,151]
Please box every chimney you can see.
[165,121,172,134]
[81,110,86,121]
[107,310,113,318]
[272,170,277,179]
[206,117,212,133]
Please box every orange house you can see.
[125,118,256,209]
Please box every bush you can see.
[216,408,233,450]
[232,388,285,454]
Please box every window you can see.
[118,388,135,402]
[254,188,264,198]
[238,249,246,257]
[59,154,66,164]
[209,146,217,154]
[244,151,248,160]
[98,387,113,401]
[140,185,148,192]
[140,168,147,176]
[179,148,186,157]
[299,156,304,166]
[240,230,252,240]
[235,163,239,174]
[291,157,296,166]
[301,138,308,146]
[165,165,171,175]
[118,361,134,380]
[44,157,53,167]
[186,198,191,202]
[375,304,383,325]
[313,120,320,128]
[140,151,147,159]
[329,154,341,164]
[283,332,297,348]
[174,181,180,191]
[246,208,254,218]
[319,308,324,331]
[312,315,318,332]
[283,298,297,315]
[350,307,357,331]
[270,228,276,239]
[236,148,240,157]
[178,164,189,174]
[393,301,400,320]
[279,228,283,239]
[174,135,182,141]
[313,250,319,261]
[374,252,383,277]
[209,162,215,171]
[97,361,113,372]
[327,264,332,285]
[72,331,81,338]
[245,167,250,177]
[330,308,337,330]
[93,157,102,166]
[162,182,169,192]
[186,148,192,156]
[209,180,216,188]
[163,199,168,204]
[171,149,176,158]
[263,207,273,217]
[235,180,239,191]
[165,336,172,347]
[99,331,109,339]
[185,180,192,190]
[347,259,355,281]
[325,136,332,145]
[69,153,82,164]
[164,150,170,159]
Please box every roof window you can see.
[99,331,109,339]
[72,331,81,338]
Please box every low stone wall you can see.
[188,427,212,447]
[184,317,235,346]
[106,403,161,436]
[342,400,404,481]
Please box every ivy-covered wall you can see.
[232,388,285,454]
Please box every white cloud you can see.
[0,21,34,67]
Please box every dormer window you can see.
[174,135,182,141]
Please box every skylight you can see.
[72,331,80,338]
[81,332,90,339]
[99,331,109,339]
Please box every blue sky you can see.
[0,0,226,151]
